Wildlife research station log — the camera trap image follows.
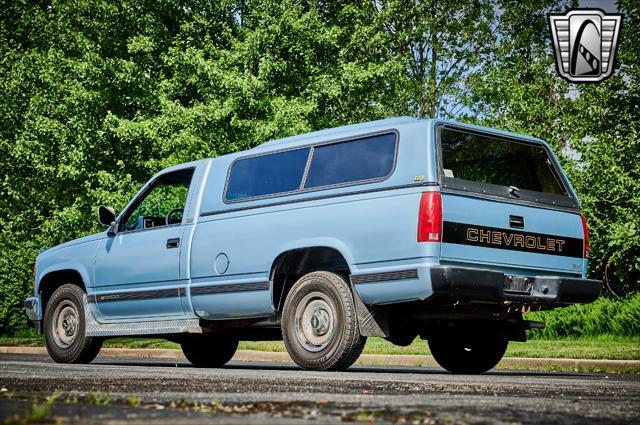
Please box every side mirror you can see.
[98,205,116,227]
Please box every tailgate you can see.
[441,194,584,275]
[436,124,585,276]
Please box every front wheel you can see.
[43,284,103,364]
[428,329,508,374]
[181,335,238,368]
[281,271,366,371]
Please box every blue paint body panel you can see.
[93,225,187,319]
[32,117,591,330]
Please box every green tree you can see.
[0,0,637,335]
[468,0,639,294]
[0,0,405,333]
[0,0,207,333]
[566,0,640,294]
[346,0,495,118]
[468,0,577,146]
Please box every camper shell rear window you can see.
[438,126,577,209]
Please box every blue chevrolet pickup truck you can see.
[25,117,601,373]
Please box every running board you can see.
[83,295,202,337]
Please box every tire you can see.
[181,335,238,368]
[428,328,508,374]
[43,284,103,364]
[281,271,366,371]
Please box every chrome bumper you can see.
[24,297,42,333]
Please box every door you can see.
[437,125,586,276]
[93,168,195,320]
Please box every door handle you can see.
[166,238,181,249]
[509,215,524,229]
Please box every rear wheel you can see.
[181,335,238,368]
[44,284,103,364]
[281,271,365,371]
[428,328,508,374]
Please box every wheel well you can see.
[39,269,86,314]
[271,247,351,311]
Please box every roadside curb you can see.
[1,346,638,371]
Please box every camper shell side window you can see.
[224,132,398,203]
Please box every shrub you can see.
[526,293,640,339]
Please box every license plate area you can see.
[504,275,533,295]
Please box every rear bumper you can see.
[430,266,602,305]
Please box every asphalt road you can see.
[1,353,639,424]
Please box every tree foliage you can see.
[0,0,638,334]
[468,0,639,294]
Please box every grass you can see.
[1,393,61,425]
[2,335,639,360]
[86,393,110,406]
[505,336,640,360]
[234,335,640,360]
[3,402,52,425]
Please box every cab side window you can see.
[121,168,194,232]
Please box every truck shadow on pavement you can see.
[92,358,591,378]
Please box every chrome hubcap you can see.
[52,300,79,349]
[294,292,335,352]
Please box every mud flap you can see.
[352,286,390,337]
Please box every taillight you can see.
[580,212,590,258]
[417,191,442,242]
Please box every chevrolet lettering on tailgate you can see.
[443,222,582,257]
